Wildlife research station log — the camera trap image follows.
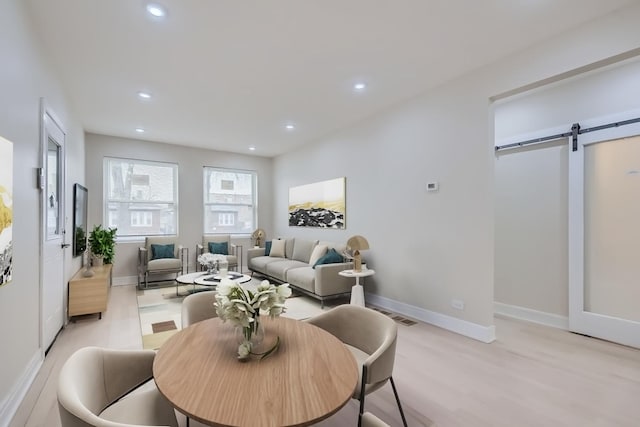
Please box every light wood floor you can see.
[9,285,640,427]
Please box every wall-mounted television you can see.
[73,184,88,257]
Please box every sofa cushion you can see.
[284,238,295,259]
[148,257,182,270]
[269,239,286,257]
[285,267,315,293]
[308,244,328,266]
[265,240,272,255]
[319,240,347,256]
[208,241,228,255]
[313,248,343,268]
[266,260,308,282]
[292,239,316,263]
[249,256,282,273]
[151,244,174,260]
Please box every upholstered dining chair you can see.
[138,236,187,290]
[306,305,408,427]
[181,291,218,328]
[196,234,241,272]
[57,346,178,427]
[362,412,391,427]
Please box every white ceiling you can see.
[24,0,635,157]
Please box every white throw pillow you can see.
[269,239,286,257]
[308,244,328,266]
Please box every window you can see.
[218,212,235,226]
[203,167,256,234]
[104,158,178,237]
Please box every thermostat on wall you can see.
[426,182,439,192]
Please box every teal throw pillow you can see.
[312,248,343,269]
[208,241,229,255]
[151,244,174,260]
[264,240,272,255]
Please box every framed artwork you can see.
[0,136,13,287]
[289,177,345,228]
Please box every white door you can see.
[41,104,66,351]
[569,120,640,349]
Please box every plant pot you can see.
[92,256,104,267]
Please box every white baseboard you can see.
[0,350,43,427]
[365,293,496,343]
[494,302,569,330]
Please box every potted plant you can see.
[88,225,117,266]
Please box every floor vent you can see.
[368,306,417,326]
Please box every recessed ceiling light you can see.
[135,128,145,133]
[285,124,295,131]
[137,91,152,99]
[249,146,256,151]
[354,82,367,91]
[146,3,166,18]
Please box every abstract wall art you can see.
[0,136,13,287]
[289,177,345,228]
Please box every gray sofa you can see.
[247,238,354,306]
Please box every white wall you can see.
[495,57,640,324]
[0,0,84,424]
[84,133,274,282]
[273,3,640,341]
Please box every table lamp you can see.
[347,235,369,272]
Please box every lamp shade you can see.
[347,235,369,251]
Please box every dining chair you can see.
[362,412,391,427]
[306,305,408,427]
[57,346,178,427]
[181,291,218,328]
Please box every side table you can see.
[338,269,375,307]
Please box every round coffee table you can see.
[194,271,251,286]
[176,271,251,295]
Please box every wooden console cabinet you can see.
[68,264,112,319]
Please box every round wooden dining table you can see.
[153,316,358,427]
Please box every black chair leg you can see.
[358,366,367,427]
[390,376,408,427]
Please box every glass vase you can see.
[236,317,264,350]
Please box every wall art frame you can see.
[288,177,345,228]
[0,136,13,287]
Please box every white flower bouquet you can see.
[214,279,292,360]
[198,252,227,272]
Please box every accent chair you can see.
[196,234,241,272]
[138,236,187,290]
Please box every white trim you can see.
[494,302,568,330]
[366,293,496,343]
[0,350,43,427]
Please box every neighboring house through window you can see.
[203,167,256,234]
[104,157,178,237]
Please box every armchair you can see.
[196,234,242,273]
[138,236,187,289]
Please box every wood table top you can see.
[153,316,358,427]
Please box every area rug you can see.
[136,279,328,349]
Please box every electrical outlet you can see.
[451,299,464,310]
[426,182,439,192]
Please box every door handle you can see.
[61,243,71,249]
